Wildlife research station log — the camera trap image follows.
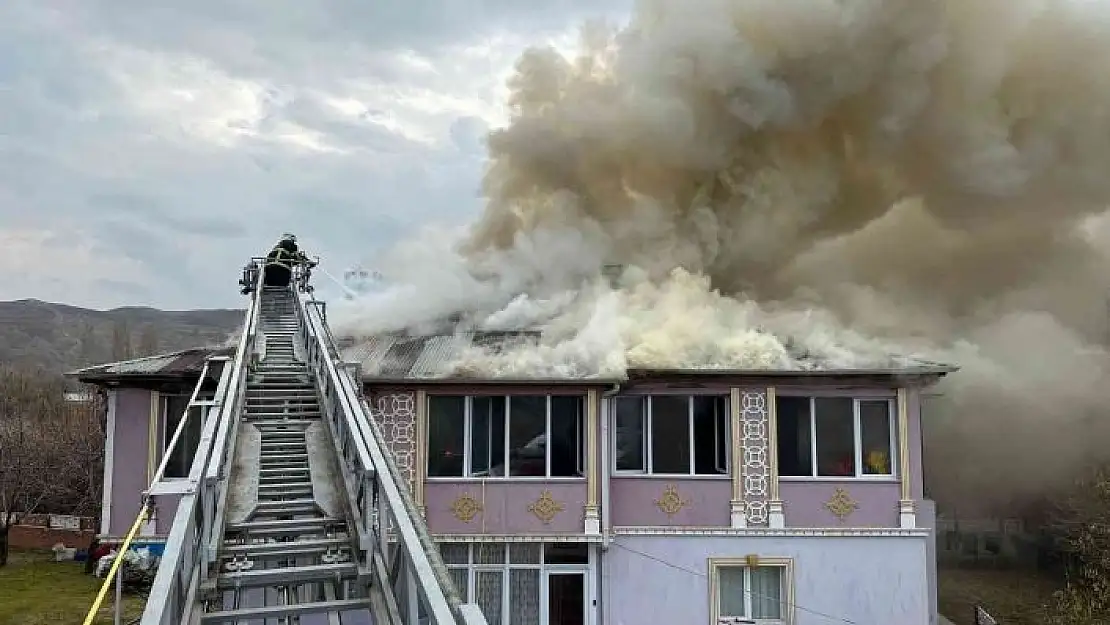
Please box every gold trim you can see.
[450,493,483,523]
[824,487,859,522]
[730,387,742,502]
[897,388,911,501]
[586,389,599,507]
[654,484,690,516]
[708,556,796,625]
[147,391,160,483]
[767,386,779,501]
[416,390,428,510]
[528,490,566,524]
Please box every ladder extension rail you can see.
[139,262,265,625]
[293,269,488,625]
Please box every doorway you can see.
[546,571,586,625]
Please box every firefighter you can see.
[263,234,314,288]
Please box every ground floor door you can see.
[545,570,587,625]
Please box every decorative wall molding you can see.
[430,534,605,543]
[612,526,931,538]
[740,390,770,527]
[450,493,483,523]
[372,391,418,489]
[654,484,690,517]
[824,487,859,523]
[528,490,566,524]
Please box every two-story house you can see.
[76,331,953,625]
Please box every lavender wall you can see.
[779,482,901,527]
[610,478,732,527]
[109,388,152,537]
[425,481,587,534]
[604,534,930,625]
[908,387,925,499]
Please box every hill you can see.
[0,299,244,373]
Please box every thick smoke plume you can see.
[334,0,1110,512]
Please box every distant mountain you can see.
[0,299,245,374]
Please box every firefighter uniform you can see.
[263,236,311,288]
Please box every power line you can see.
[609,542,860,625]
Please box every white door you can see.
[544,569,587,625]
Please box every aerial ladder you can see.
[119,258,487,625]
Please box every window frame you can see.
[161,394,205,480]
[776,395,899,482]
[426,394,587,480]
[708,557,794,625]
[441,542,592,625]
[611,393,731,477]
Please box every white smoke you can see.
[331,0,1110,511]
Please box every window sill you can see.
[611,474,732,481]
[425,477,588,483]
[778,476,898,483]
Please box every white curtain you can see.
[750,567,783,619]
[477,571,504,625]
[510,569,541,625]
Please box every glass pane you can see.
[544,542,589,564]
[509,543,541,564]
[448,567,469,601]
[860,400,894,475]
[814,397,855,477]
[476,571,503,625]
[440,542,469,565]
[471,396,507,477]
[750,567,783,619]
[163,396,195,478]
[427,396,466,477]
[474,543,505,564]
[775,397,812,477]
[650,396,690,474]
[717,567,747,617]
[693,396,728,475]
[509,569,541,625]
[614,397,645,471]
[550,396,585,477]
[509,396,547,477]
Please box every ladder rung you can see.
[200,598,371,622]
[215,562,359,588]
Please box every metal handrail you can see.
[293,265,486,625]
[138,261,264,625]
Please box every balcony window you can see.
[427,395,585,478]
[613,395,729,476]
[776,396,896,479]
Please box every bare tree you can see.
[0,368,104,566]
[1045,465,1110,624]
[0,367,62,566]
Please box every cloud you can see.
[0,0,633,309]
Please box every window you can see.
[776,396,896,479]
[440,542,589,625]
[427,395,586,478]
[711,561,790,624]
[163,395,203,479]
[613,395,729,476]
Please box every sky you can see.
[0,0,632,310]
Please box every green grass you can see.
[939,566,1061,625]
[0,550,146,625]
